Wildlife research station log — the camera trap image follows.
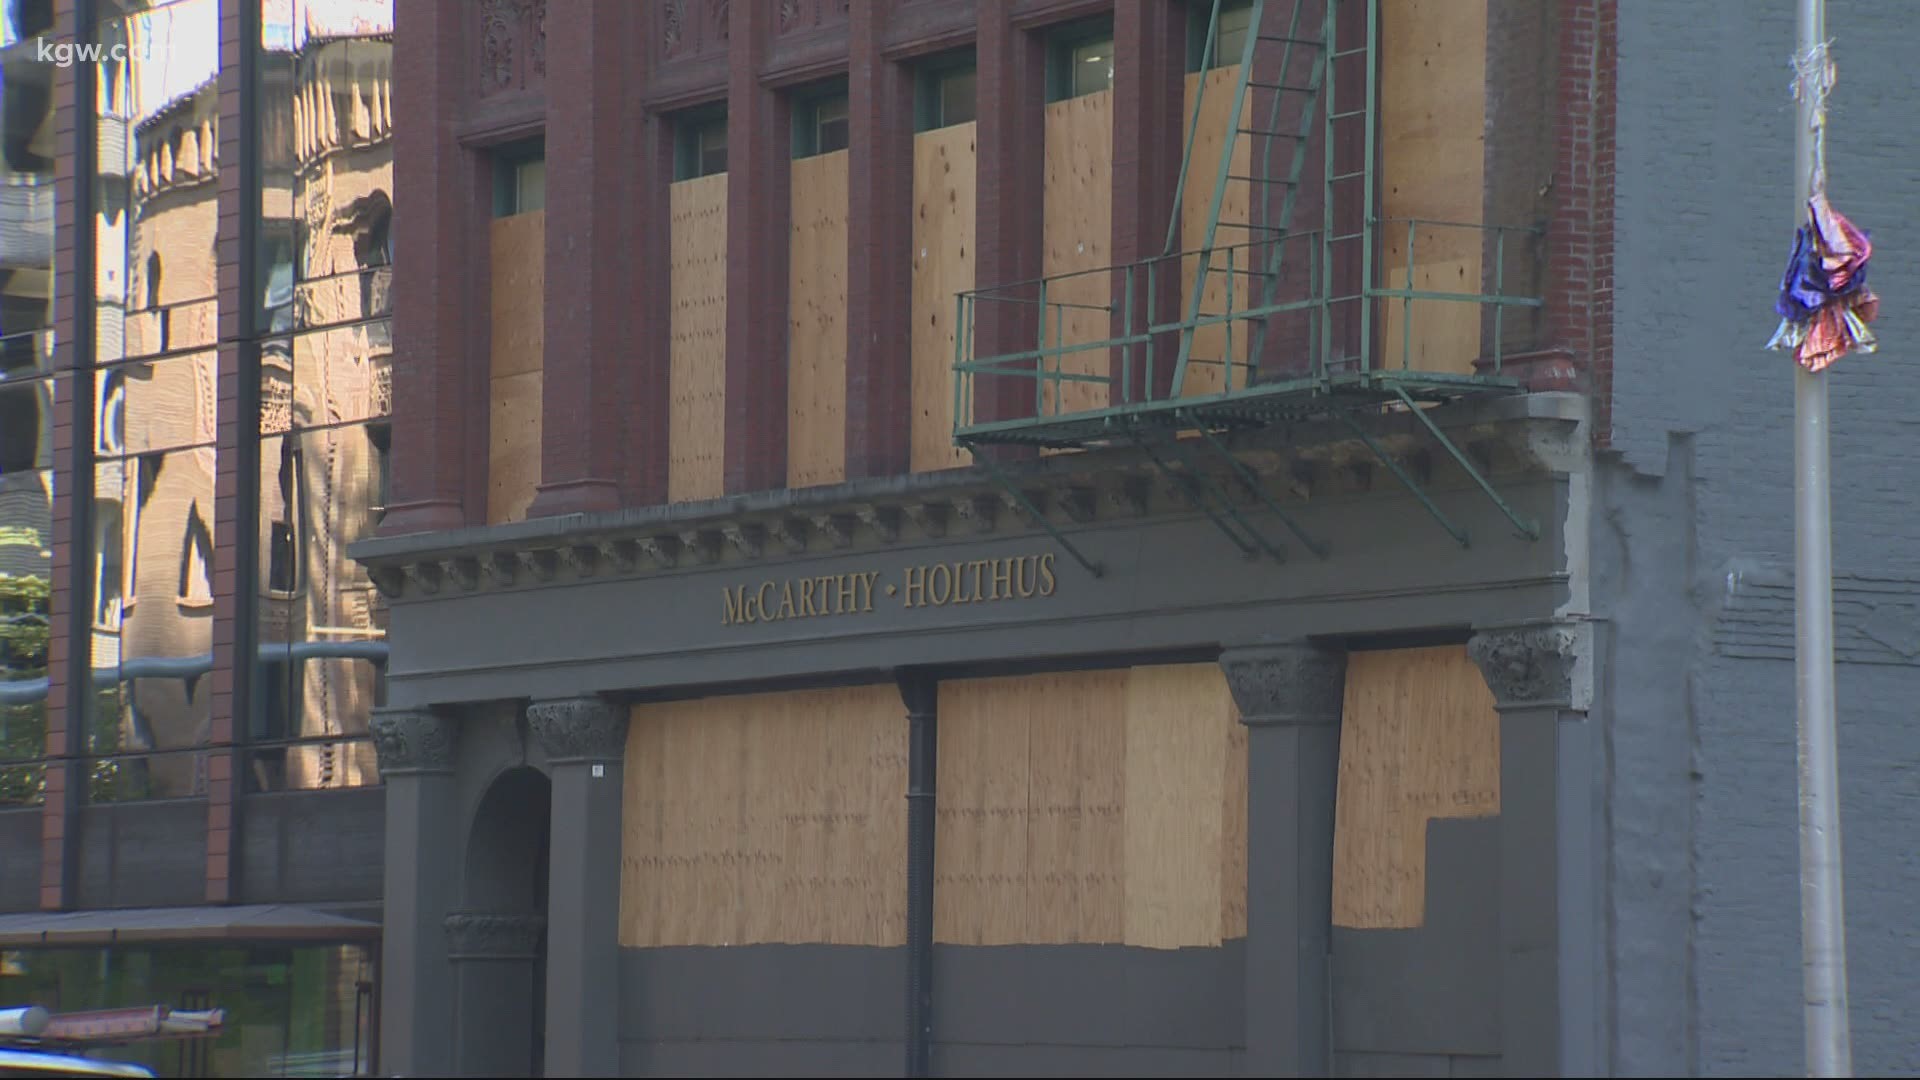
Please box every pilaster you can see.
[529,695,628,1077]
[1221,642,1347,1078]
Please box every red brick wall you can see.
[1549,0,1617,440]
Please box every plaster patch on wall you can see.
[1713,562,1920,665]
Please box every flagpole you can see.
[1792,0,1852,1073]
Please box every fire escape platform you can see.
[954,368,1525,451]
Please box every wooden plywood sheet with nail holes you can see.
[488,211,543,524]
[1377,0,1487,375]
[669,175,729,503]
[621,684,909,948]
[1040,90,1114,431]
[1180,67,1253,397]
[934,664,1247,948]
[788,150,850,489]
[910,122,978,473]
[1331,645,1500,929]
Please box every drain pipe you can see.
[898,670,938,1078]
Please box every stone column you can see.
[370,706,462,1076]
[529,696,629,1077]
[1468,622,1596,1078]
[1222,643,1348,1078]
[444,911,548,1078]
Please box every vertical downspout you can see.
[898,670,938,1078]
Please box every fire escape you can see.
[951,0,1544,575]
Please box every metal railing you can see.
[952,217,1543,436]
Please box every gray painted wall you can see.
[1609,1,1920,1074]
[0,807,37,912]
[238,788,385,904]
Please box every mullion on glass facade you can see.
[0,2,67,808]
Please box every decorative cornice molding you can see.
[1468,623,1578,710]
[1220,644,1347,727]
[348,396,1584,600]
[370,707,458,776]
[527,696,628,764]
[444,911,546,961]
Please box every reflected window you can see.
[267,437,300,594]
[177,501,212,607]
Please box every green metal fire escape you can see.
[952,0,1544,571]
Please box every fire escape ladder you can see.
[1168,0,1330,397]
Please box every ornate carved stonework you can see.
[477,0,546,97]
[1468,624,1578,709]
[527,697,628,763]
[444,911,546,961]
[370,707,458,775]
[1220,644,1347,726]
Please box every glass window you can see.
[493,142,545,216]
[250,424,386,793]
[675,111,728,180]
[1069,38,1114,97]
[697,118,727,176]
[1211,2,1255,67]
[918,63,977,131]
[0,943,380,1078]
[812,94,849,154]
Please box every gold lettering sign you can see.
[722,553,1059,626]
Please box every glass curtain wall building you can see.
[0,0,392,805]
[1,0,393,1074]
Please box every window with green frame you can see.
[675,107,728,179]
[915,54,977,131]
[1189,0,1255,71]
[1047,18,1115,101]
[492,138,546,216]
[793,82,851,158]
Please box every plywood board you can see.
[910,122,978,473]
[933,675,1034,946]
[1025,670,1127,944]
[1123,663,1232,949]
[1331,646,1501,929]
[1180,67,1252,397]
[787,150,850,489]
[486,370,540,525]
[487,212,544,524]
[620,685,907,948]
[1040,91,1113,422]
[668,175,729,503]
[1378,0,1487,375]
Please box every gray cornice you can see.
[350,392,1584,600]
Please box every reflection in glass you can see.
[252,423,386,792]
[95,0,222,367]
[0,367,52,802]
[89,446,216,802]
[0,943,379,1077]
[95,352,219,455]
[0,7,56,375]
[257,0,394,335]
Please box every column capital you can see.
[1220,643,1347,727]
[371,706,460,776]
[1468,622,1579,711]
[443,911,546,961]
[528,696,628,764]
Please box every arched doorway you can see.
[448,766,551,1077]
